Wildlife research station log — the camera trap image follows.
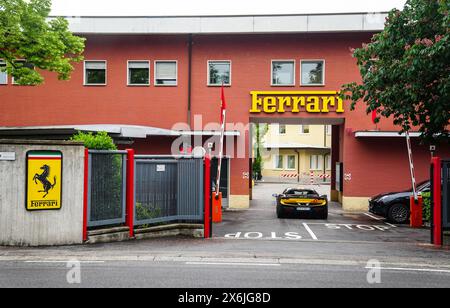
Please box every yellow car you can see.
[273,188,328,219]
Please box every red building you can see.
[0,13,448,210]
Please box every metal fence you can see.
[442,160,450,229]
[87,150,127,227]
[134,156,204,226]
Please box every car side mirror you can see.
[320,195,327,199]
[272,194,279,198]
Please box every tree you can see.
[341,0,449,144]
[253,123,269,180]
[0,0,85,85]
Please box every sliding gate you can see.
[134,156,204,226]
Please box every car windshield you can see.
[402,181,429,192]
[284,189,319,197]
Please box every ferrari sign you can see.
[26,151,63,211]
[250,91,344,114]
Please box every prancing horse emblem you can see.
[33,164,57,198]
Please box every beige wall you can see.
[0,140,85,246]
[261,125,331,178]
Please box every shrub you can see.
[422,192,431,222]
[70,131,117,150]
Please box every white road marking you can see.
[186,262,281,267]
[24,261,105,264]
[366,266,450,274]
[303,223,318,240]
[364,213,397,228]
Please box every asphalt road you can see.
[0,183,449,288]
[1,259,450,288]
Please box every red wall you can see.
[1,33,447,199]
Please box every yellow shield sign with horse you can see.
[26,151,62,211]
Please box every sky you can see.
[50,0,407,16]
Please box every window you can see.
[310,155,323,170]
[301,60,325,86]
[300,125,310,134]
[208,61,231,86]
[0,60,6,85]
[287,155,296,170]
[279,124,287,135]
[128,61,150,86]
[12,60,35,85]
[274,155,284,169]
[155,61,177,86]
[325,155,332,171]
[272,60,295,86]
[84,61,107,85]
[326,125,332,135]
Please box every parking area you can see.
[214,183,430,244]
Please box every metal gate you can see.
[134,156,204,226]
[442,160,450,229]
[87,150,127,227]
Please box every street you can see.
[0,183,449,288]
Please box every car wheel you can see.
[388,203,410,224]
[276,205,285,219]
[317,206,328,220]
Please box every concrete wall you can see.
[0,140,85,246]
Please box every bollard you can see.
[410,195,423,228]
[212,192,223,223]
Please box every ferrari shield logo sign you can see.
[26,151,63,211]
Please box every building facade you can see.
[1,14,448,211]
[261,124,332,182]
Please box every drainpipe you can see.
[187,34,193,129]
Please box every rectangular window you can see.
[128,61,150,86]
[287,155,296,170]
[0,60,7,85]
[155,61,177,86]
[84,61,107,85]
[310,155,323,170]
[279,124,287,135]
[301,60,325,86]
[325,155,332,170]
[272,60,295,86]
[300,125,310,134]
[208,61,231,86]
[274,155,284,169]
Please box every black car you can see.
[369,181,430,224]
[274,188,328,219]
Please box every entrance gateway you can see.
[247,91,345,208]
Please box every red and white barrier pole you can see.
[126,149,135,238]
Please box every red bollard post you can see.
[83,148,89,242]
[204,156,211,238]
[432,157,442,246]
[126,149,135,238]
[410,195,423,228]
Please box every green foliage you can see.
[422,191,431,222]
[341,0,449,143]
[70,131,117,150]
[135,202,162,222]
[253,124,269,180]
[0,0,85,85]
